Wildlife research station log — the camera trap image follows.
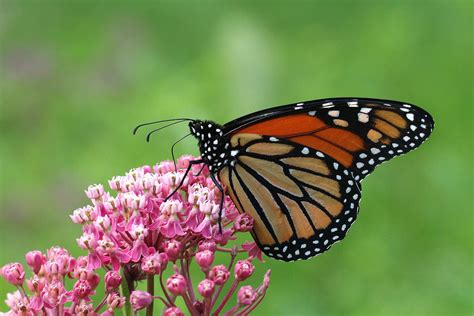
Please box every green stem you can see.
[121,267,134,316]
[146,274,155,316]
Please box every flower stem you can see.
[211,250,237,308]
[94,295,108,313]
[160,270,174,306]
[182,292,199,316]
[216,246,246,253]
[152,295,171,307]
[213,279,239,316]
[182,257,196,302]
[146,274,154,316]
[121,267,134,316]
[238,292,266,315]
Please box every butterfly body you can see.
[188,98,434,261]
[189,120,230,172]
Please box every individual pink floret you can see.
[195,250,215,270]
[0,263,25,286]
[237,285,257,306]
[166,273,187,295]
[163,306,185,316]
[234,259,255,281]
[130,290,152,311]
[25,250,46,274]
[198,279,215,298]
[104,270,122,292]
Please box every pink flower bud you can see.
[198,240,216,252]
[233,213,254,232]
[104,271,122,292]
[163,239,181,260]
[237,285,257,306]
[234,260,254,281]
[88,272,100,289]
[163,306,185,316]
[262,269,271,291]
[25,250,46,274]
[130,290,152,311]
[0,263,25,286]
[209,265,230,285]
[85,184,104,199]
[198,279,215,297]
[166,273,187,295]
[195,250,214,269]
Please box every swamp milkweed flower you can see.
[1,155,270,315]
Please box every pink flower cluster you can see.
[1,247,125,315]
[1,156,271,315]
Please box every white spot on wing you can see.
[358,113,369,123]
[371,148,380,154]
[348,101,358,107]
[328,110,340,117]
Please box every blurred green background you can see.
[0,1,472,315]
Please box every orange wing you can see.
[233,101,433,180]
[218,134,361,261]
[216,99,434,261]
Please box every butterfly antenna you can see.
[133,118,193,135]
[146,120,189,142]
[171,133,192,171]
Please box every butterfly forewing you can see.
[228,98,434,181]
[218,134,361,261]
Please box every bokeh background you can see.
[1,1,472,315]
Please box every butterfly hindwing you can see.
[218,134,361,261]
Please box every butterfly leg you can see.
[164,159,204,202]
[210,173,224,234]
[192,164,207,177]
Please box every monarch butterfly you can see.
[137,97,434,261]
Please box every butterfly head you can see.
[189,120,230,172]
